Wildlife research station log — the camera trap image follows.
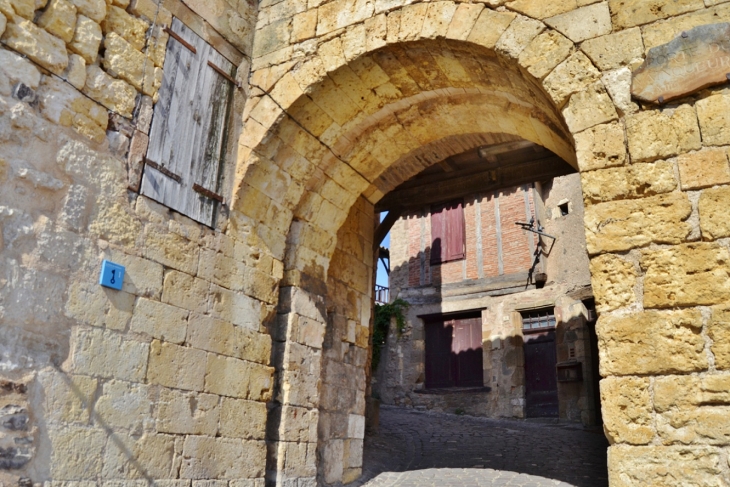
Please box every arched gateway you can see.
[234,4,730,485]
[0,1,729,486]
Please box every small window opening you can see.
[521,307,556,332]
[569,347,576,359]
[559,202,570,216]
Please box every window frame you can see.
[423,311,484,389]
[520,307,557,334]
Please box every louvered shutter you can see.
[141,18,234,227]
[430,200,465,264]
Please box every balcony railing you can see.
[374,285,389,304]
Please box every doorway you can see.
[524,330,559,418]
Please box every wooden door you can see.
[425,321,454,388]
[524,331,559,417]
[452,317,483,387]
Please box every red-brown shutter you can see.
[431,200,465,264]
[425,321,454,388]
[430,204,445,264]
[445,200,465,261]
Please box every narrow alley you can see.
[356,406,609,487]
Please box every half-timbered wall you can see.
[398,184,537,288]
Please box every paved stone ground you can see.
[354,405,609,487]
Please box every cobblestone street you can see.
[356,406,609,487]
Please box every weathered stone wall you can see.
[3,0,730,483]
[239,1,730,484]
[0,98,278,484]
[377,173,595,423]
[0,97,275,483]
[374,286,596,421]
[318,197,373,486]
[0,0,270,482]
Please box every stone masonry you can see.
[0,0,730,486]
[379,174,597,425]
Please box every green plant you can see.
[371,298,410,372]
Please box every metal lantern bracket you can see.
[515,218,557,288]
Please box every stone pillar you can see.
[267,286,326,487]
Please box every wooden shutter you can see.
[452,317,483,387]
[425,321,454,388]
[141,18,234,227]
[430,200,465,264]
[430,205,445,264]
[445,201,465,261]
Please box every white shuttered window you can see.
[141,18,235,227]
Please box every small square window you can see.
[521,307,556,332]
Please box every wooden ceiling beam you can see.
[438,159,456,172]
[374,209,403,249]
[392,152,558,191]
[375,158,575,212]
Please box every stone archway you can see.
[231,9,613,481]
[230,3,729,486]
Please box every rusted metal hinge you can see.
[193,183,225,203]
[145,158,182,183]
[164,27,197,54]
[207,61,240,89]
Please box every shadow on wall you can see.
[372,235,599,423]
[364,242,607,486]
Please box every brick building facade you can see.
[378,172,599,424]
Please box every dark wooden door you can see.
[425,321,454,388]
[524,331,559,417]
[452,317,483,387]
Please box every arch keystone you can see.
[421,1,458,39]
[445,3,484,41]
[466,8,516,49]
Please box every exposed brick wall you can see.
[398,185,535,287]
[500,186,534,275]
[465,199,479,281]
[481,193,500,278]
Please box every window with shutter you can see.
[430,200,465,264]
[424,314,483,389]
[140,17,235,227]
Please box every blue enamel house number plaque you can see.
[99,260,125,290]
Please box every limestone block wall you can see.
[239,0,730,484]
[4,0,730,482]
[0,0,275,482]
[375,281,596,423]
[0,95,276,483]
[319,196,373,486]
